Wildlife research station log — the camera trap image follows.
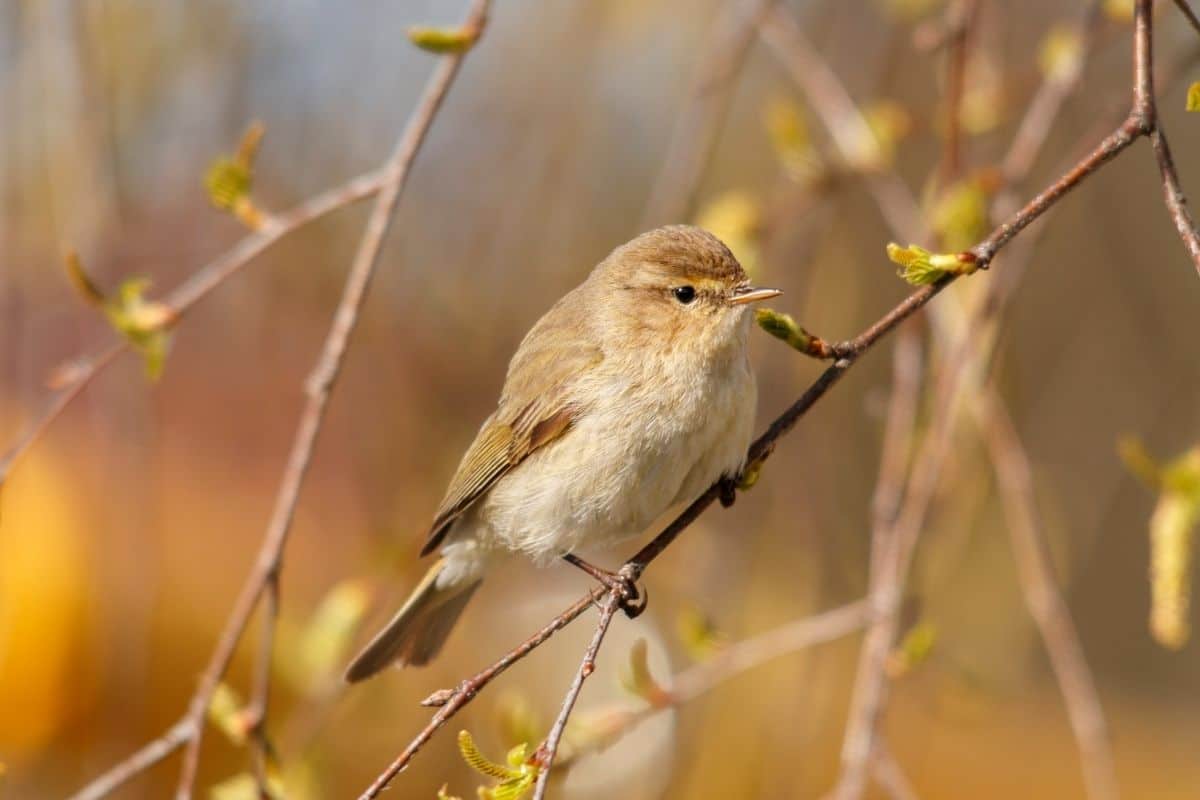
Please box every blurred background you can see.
[3,0,1200,797]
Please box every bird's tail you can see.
[344,557,480,682]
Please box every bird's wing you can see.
[419,289,602,556]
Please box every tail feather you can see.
[344,558,480,683]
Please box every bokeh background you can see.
[3,0,1200,797]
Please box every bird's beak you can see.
[729,285,783,305]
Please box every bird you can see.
[344,225,780,682]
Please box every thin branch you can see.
[0,168,386,491]
[357,589,605,800]
[1133,0,1200,275]
[65,4,491,799]
[66,719,195,800]
[0,343,123,485]
[870,742,920,800]
[979,395,1119,800]
[758,8,926,238]
[550,600,872,773]
[530,591,623,800]
[1001,1,1104,183]
[936,0,980,186]
[173,4,490,796]
[1171,0,1200,41]
[640,0,782,227]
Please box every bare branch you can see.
[640,0,782,227]
[531,590,623,799]
[65,719,195,800]
[979,395,1118,800]
[357,590,604,800]
[172,5,491,796]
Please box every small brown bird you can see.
[345,225,780,682]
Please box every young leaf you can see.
[207,683,253,746]
[886,621,938,677]
[1187,82,1200,113]
[453,730,539,800]
[618,638,669,706]
[407,24,481,53]
[886,243,977,286]
[204,122,267,229]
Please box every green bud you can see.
[407,24,481,53]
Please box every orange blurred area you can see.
[3,0,1200,798]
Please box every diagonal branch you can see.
[173,4,490,796]
[64,3,492,799]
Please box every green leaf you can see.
[886,242,977,286]
[407,24,481,53]
[103,277,175,380]
[1187,82,1200,113]
[204,122,267,228]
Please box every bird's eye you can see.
[672,286,697,304]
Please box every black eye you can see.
[672,285,696,304]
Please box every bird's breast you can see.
[476,346,756,561]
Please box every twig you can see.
[758,8,926,238]
[936,0,980,186]
[1172,0,1200,40]
[172,4,490,796]
[0,343,123,486]
[65,719,195,800]
[979,395,1119,800]
[640,0,782,227]
[530,591,623,800]
[65,4,491,799]
[549,599,872,773]
[1133,0,1200,276]
[368,41,1159,795]
[357,589,604,800]
[0,168,386,491]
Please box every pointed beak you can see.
[729,285,783,306]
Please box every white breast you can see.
[469,324,757,564]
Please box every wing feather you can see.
[419,287,600,556]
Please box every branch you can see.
[549,600,872,773]
[978,394,1118,800]
[357,590,605,800]
[640,0,782,227]
[64,3,492,798]
[530,591,623,800]
[174,4,490,796]
[65,719,195,800]
[1133,0,1200,276]
[0,167,387,491]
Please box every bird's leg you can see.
[561,554,648,618]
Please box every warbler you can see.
[345,225,780,682]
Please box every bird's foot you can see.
[561,554,648,619]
